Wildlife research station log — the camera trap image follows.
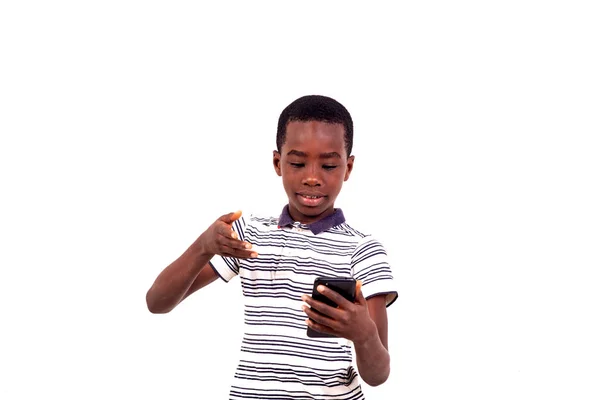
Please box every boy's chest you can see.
[237,227,356,297]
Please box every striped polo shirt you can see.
[209,206,398,400]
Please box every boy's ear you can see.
[273,150,282,176]
[344,155,355,181]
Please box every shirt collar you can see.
[278,205,345,235]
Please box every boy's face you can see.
[273,121,354,224]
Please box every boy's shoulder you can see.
[334,219,370,237]
[335,212,391,247]
[335,220,389,251]
[325,208,371,236]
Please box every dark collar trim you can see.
[278,205,345,234]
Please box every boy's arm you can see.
[145,245,217,314]
[146,211,256,314]
[348,235,396,385]
[353,295,390,386]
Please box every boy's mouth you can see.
[297,193,326,207]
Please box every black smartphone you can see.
[306,277,357,338]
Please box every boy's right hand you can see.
[197,211,257,259]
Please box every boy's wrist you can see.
[190,233,215,261]
[352,320,379,348]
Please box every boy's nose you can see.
[302,176,321,187]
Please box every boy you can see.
[146,95,398,399]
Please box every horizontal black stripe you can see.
[242,333,351,351]
[241,262,351,277]
[240,347,351,363]
[230,384,364,400]
[355,274,393,286]
[242,336,351,356]
[232,373,357,388]
[244,320,306,330]
[244,310,304,320]
[241,279,313,293]
[353,250,387,265]
[236,363,352,381]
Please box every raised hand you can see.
[197,210,257,259]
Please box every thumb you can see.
[220,210,242,224]
[355,280,366,304]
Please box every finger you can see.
[219,210,242,224]
[216,225,258,258]
[306,319,337,337]
[356,280,367,305]
[218,243,258,259]
[302,304,335,327]
[218,229,252,250]
[301,294,340,319]
[218,221,240,240]
[216,231,256,256]
[316,285,354,309]
[356,279,363,293]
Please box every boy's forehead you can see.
[284,120,346,149]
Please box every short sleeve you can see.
[351,235,398,307]
[208,213,248,282]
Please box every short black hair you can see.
[276,95,354,157]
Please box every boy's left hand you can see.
[301,281,377,344]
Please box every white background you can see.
[1,1,599,399]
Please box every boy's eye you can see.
[290,163,304,168]
[323,165,338,170]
